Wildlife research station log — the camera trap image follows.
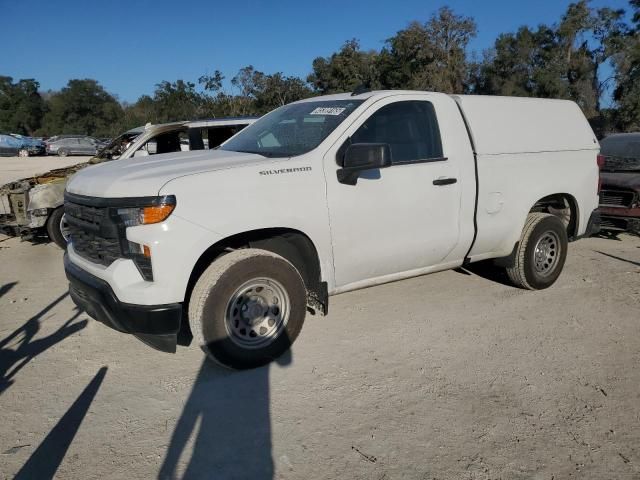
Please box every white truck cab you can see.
[63,90,600,369]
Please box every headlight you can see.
[114,195,176,281]
[116,197,176,227]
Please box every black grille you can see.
[65,202,122,267]
[599,189,635,208]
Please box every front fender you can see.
[27,180,66,211]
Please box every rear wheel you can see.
[46,207,69,249]
[188,248,307,370]
[506,213,568,290]
[57,148,69,157]
[18,149,29,157]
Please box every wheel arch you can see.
[185,228,328,318]
[495,192,579,268]
[529,192,580,239]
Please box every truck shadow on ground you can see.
[0,290,87,395]
[159,343,292,480]
[455,261,513,287]
[14,367,108,479]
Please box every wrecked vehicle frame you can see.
[0,117,257,247]
[598,133,640,236]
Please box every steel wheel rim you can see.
[224,277,290,349]
[533,230,561,277]
[60,214,71,242]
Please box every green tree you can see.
[379,7,477,93]
[253,73,312,112]
[0,76,46,135]
[198,70,225,93]
[40,79,123,136]
[308,39,380,93]
[476,0,625,125]
[151,80,204,122]
[613,0,640,130]
[476,26,567,98]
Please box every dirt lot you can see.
[0,156,91,184]
[0,229,638,479]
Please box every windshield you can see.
[600,135,640,172]
[95,131,142,160]
[219,100,364,157]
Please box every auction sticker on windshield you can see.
[310,107,346,115]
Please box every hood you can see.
[65,149,267,198]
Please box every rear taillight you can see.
[597,154,605,193]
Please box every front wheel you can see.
[188,248,307,370]
[506,213,568,290]
[18,149,29,157]
[46,207,69,249]
[57,148,69,157]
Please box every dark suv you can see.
[598,133,640,235]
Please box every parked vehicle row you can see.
[0,117,256,247]
[0,133,108,157]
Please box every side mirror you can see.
[337,143,392,185]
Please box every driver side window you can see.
[351,101,444,164]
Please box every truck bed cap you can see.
[453,95,599,155]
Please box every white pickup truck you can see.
[63,90,601,369]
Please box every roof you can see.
[292,90,422,104]
[124,116,258,135]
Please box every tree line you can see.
[1,0,639,139]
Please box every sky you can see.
[0,0,631,103]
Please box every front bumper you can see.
[64,253,182,353]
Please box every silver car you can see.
[46,137,100,156]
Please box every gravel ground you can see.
[0,230,639,480]
[0,156,91,184]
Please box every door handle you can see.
[433,177,457,186]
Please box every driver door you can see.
[323,95,462,288]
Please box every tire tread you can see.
[506,212,554,290]
[188,248,304,368]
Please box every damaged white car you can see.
[0,117,256,248]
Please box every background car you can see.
[95,117,257,161]
[1,117,258,249]
[0,134,28,156]
[598,132,640,235]
[46,136,100,156]
[9,134,46,156]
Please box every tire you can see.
[506,213,568,290]
[46,207,69,249]
[18,149,29,157]
[57,148,69,157]
[189,248,307,370]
